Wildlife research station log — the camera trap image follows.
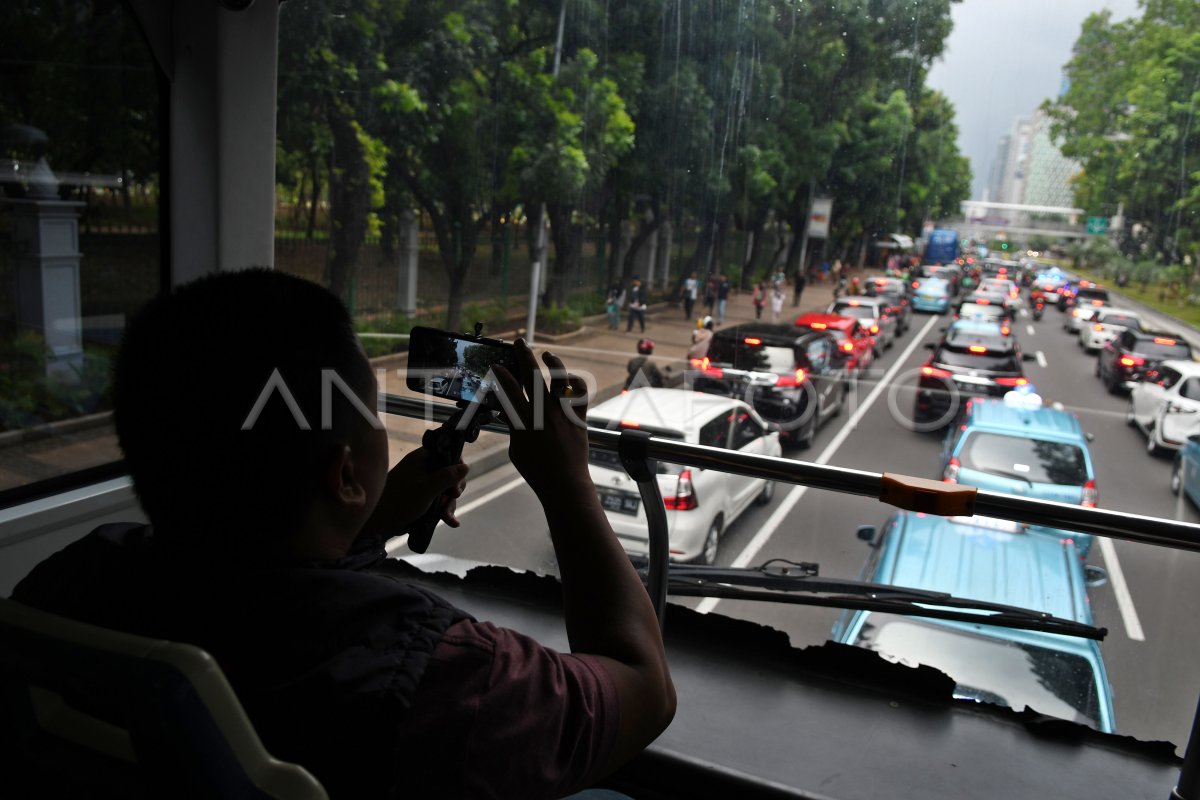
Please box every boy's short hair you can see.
[114,269,375,552]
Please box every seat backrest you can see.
[0,597,327,799]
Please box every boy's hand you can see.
[493,340,592,501]
[367,448,470,532]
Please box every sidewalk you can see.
[374,277,850,474]
[0,276,855,491]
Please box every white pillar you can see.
[398,209,418,315]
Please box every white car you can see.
[1081,308,1143,352]
[1065,305,1100,335]
[980,278,1021,309]
[587,388,782,565]
[1128,360,1200,455]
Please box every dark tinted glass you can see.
[934,347,1020,373]
[960,432,1088,485]
[1135,339,1192,359]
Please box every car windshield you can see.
[13,0,1200,756]
[854,614,1101,728]
[960,432,1089,486]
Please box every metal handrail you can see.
[382,394,1200,553]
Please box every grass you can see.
[1057,261,1200,330]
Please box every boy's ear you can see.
[326,444,368,508]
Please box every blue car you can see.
[939,394,1097,555]
[1171,433,1200,506]
[911,277,951,314]
[832,512,1115,733]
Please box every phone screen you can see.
[406,326,516,408]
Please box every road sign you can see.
[1087,216,1109,235]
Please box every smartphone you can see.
[406,325,517,409]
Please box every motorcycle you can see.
[1030,290,1046,320]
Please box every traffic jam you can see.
[417,253,1200,745]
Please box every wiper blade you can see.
[658,560,1105,640]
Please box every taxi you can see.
[834,511,1114,733]
[910,277,951,314]
[940,391,1098,554]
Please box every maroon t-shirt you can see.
[394,619,621,799]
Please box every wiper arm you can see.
[658,559,1105,640]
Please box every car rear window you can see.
[956,304,1004,321]
[708,337,796,373]
[1097,313,1140,328]
[830,303,878,320]
[1076,288,1109,303]
[960,432,1088,485]
[945,332,1011,352]
[934,346,1020,373]
[1135,338,1192,359]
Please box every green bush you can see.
[0,333,113,433]
[538,304,583,335]
[355,311,416,358]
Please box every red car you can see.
[794,313,875,375]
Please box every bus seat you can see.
[0,597,327,799]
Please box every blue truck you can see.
[925,228,960,264]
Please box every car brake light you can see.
[968,345,987,354]
[1000,326,1010,335]
[1082,479,1098,508]
[869,324,879,334]
[703,366,725,378]
[1091,299,1104,306]
[1094,323,1104,332]
[810,321,827,329]
[841,341,854,352]
[664,468,698,510]
[977,298,989,305]
[849,300,860,306]
[1154,337,1177,345]
[689,357,704,367]
[912,282,919,289]
[921,365,953,379]
[744,337,763,345]
[1120,355,1144,367]
[776,368,807,387]
[995,376,1029,387]
[1072,309,1081,318]
[944,456,960,484]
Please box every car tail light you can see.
[776,368,807,387]
[621,420,640,428]
[1091,299,1104,306]
[1082,479,1098,508]
[977,298,989,305]
[744,337,762,346]
[841,341,854,352]
[1120,355,1144,367]
[689,357,704,368]
[702,366,724,378]
[810,321,827,329]
[944,457,960,484]
[1154,337,1177,345]
[921,365,953,379]
[664,468,698,510]
[1000,326,1010,336]
[912,281,919,289]
[869,324,880,334]
[1072,309,1081,318]
[1093,323,1104,332]
[968,345,987,354]
[995,376,1029,387]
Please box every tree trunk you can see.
[740,213,767,291]
[544,203,578,307]
[621,208,663,285]
[306,156,321,240]
[326,102,371,303]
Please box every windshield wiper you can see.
[653,559,1105,640]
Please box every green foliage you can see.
[356,311,416,359]
[537,304,582,336]
[0,334,113,433]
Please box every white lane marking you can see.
[697,313,943,614]
[1036,350,1047,368]
[1097,536,1146,641]
[385,475,527,556]
[1026,324,1036,337]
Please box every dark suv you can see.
[692,323,851,448]
[914,324,1035,428]
[1096,329,1194,393]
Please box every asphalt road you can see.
[390,300,1200,751]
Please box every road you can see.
[391,300,1200,750]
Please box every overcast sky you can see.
[926,0,1141,199]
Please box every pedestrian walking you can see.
[605,282,623,330]
[626,276,646,333]
[792,269,806,307]
[716,274,731,323]
[831,258,843,286]
[704,275,717,317]
[769,283,785,323]
[682,271,699,320]
[752,281,767,319]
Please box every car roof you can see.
[889,512,1084,623]
[963,397,1086,442]
[589,387,746,437]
